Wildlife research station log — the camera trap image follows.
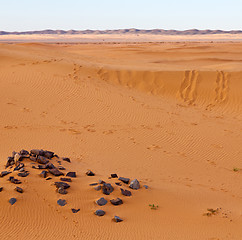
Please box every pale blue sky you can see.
[0,0,241,31]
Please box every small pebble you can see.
[95,210,105,216]
[113,216,123,223]
[9,198,17,205]
[89,183,98,186]
[86,170,95,176]
[71,208,80,213]
[15,187,23,193]
[94,185,101,191]
[96,197,108,206]
[57,199,67,206]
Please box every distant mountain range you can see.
[1,29,242,35]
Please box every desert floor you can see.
[0,42,241,240]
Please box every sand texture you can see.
[0,42,242,240]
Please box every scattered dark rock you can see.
[57,160,62,164]
[14,163,24,171]
[102,183,114,195]
[113,216,123,223]
[9,177,22,184]
[62,157,71,163]
[86,170,95,176]
[37,156,49,165]
[19,168,25,172]
[54,182,70,189]
[115,182,122,186]
[46,177,52,180]
[144,185,149,189]
[89,183,98,186]
[20,149,29,155]
[49,168,64,176]
[9,198,17,205]
[44,151,54,159]
[31,149,45,156]
[53,154,59,159]
[29,156,37,162]
[5,157,15,168]
[66,172,76,178]
[18,171,29,177]
[111,173,118,178]
[58,166,66,170]
[95,210,105,216]
[0,171,11,177]
[98,180,105,184]
[121,188,132,196]
[94,185,101,191]
[57,199,66,206]
[40,170,48,178]
[96,197,108,206]
[129,179,140,190]
[45,163,55,169]
[38,165,47,169]
[15,187,23,193]
[60,177,72,182]
[0,187,3,192]
[110,198,123,206]
[118,177,130,184]
[71,208,80,213]
[57,187,67,195]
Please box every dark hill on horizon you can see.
[1,28,242,35]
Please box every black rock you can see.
[57,199,66,206]
[118,177,130,184]
[43,151,54,159]
[20,149,29,155]
[60,177,72,182]
[111,173,118,178]
[49,168,64,176]
[110,198,123,206]
[94,185,101,191]
[14,163,24,171]
[115,182,122,186]
[89,183,98,186]
[9,177,22,184]
[71,208,80,213]
[66,172,76,178]
[113,216,123,223]
[96,197,108,206]
[0,171,11,177]
[102,183,114,195]
[45,163,56,169]
[29,156,37,162]
[98,180,105,184]
[46,177,52,180]
[18,171,29,177]
[0,187,3,192]
[5,157,15,168]
[144,185,149,189]
[37,156,49,165]
[129,179,140,190]
[120,188,132,196]
[94,210,105,216]
[58,166,66,170]
[31,149,45,156]
[86,170,95,176]
[40,170,48,178]
[9,198,17,205]
[54,182,70,189]
[15,187,23,193]
[62,157,71,163]
[57,187,67,195]
[53,154,59,159]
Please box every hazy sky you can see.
[0,0,241,31]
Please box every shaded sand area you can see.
[0,42,242,239]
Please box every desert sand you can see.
[0,41,242,240]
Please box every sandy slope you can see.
[0,42,241,240]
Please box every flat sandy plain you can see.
[0,37,242,240]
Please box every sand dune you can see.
[0,42,242,240]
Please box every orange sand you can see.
[0,42,242,240]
